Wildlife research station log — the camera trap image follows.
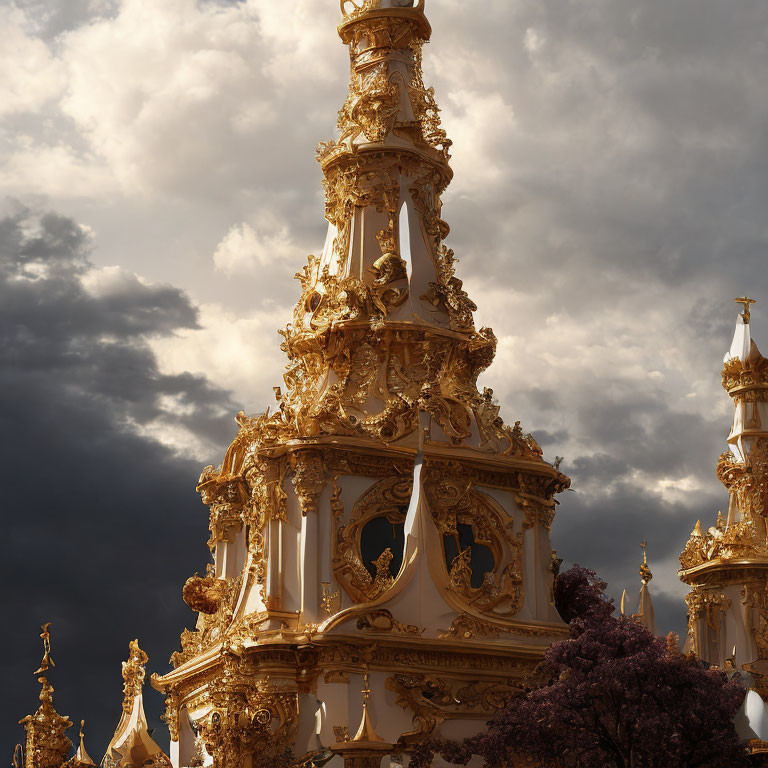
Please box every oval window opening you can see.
[360,515,405,580]
[444,522,495,589]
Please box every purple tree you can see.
[411,566,748,768]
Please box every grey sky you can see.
[2,0,768,756]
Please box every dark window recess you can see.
[444,523,495,589]
[360,515,405,579]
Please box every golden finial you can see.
[121,640,149,713]
[639,541,653,584]
[34,622,55,676]
[75,720,96,767]
[735,296,756,324]
[351,666,385,743]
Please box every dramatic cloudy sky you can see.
[3,0,768,756]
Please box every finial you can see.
[34,622,55,676]
[735,296,756,324]
[639,541,653,584]
[361,667,371,706]
[351,666,385,744]
[121,640,149,713]
[716,511,725,531]
[75,720,96,767]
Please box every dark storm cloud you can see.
[435,0,768,304]
[3,0,768,755]
[11,0,119,38]
[0,204,235,757]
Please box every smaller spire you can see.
[103,641,171,768]
[19,624,73,768]
[352,669,385,744]
[331,668,392,768]
[74,721,96,768]
[634,542,656,635]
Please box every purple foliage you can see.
[410,566,748,768]
[554,564,615,624]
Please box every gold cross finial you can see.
[641,540,647,565]
[735,296,756,324]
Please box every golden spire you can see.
[121,639,148,713]
[352,668,385,744]
[735,296,756,324]
[104,641,171,768]
[634,544,656,635]
[74,721,96,768]
[19,624,73,768]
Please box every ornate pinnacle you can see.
[34,622,54,676]
[735,296,756,324]
[75,721,96,767]
[121,640,149,713]
[19,624,73,768]
[351,667,385,744]
[639,541,653,584]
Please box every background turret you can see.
[680,298,768,690]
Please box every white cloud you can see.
[80,264,148,297]
[0,5,65,116]
[4,0,768,636]
[150,301,290,411]
[50,0,342,198]
[213,212,306,277]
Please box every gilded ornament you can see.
[149,2,572,763]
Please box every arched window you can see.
[360,514,406,580]
[444,523,495,589]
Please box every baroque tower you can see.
[152,2,570,766]
[680,299,768,692]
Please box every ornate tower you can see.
[153,2,570,765]
[19,625,73,768]
[680,299,768,688]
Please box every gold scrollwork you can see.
[386,673,518,744]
